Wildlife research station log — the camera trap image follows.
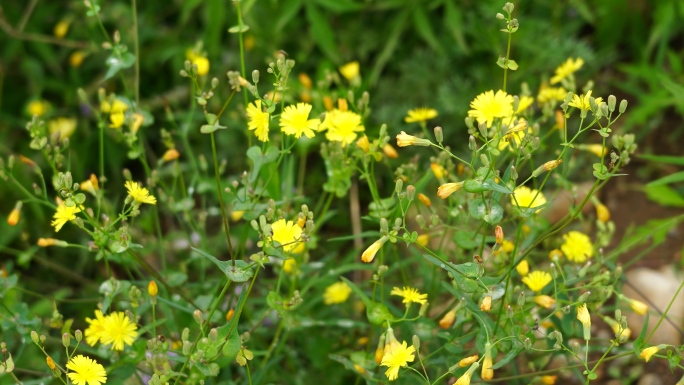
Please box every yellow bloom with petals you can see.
[48,117,77,138]
[101,311,138,351]
[390,286,427,305]
[380,341,415,381]
[522,271,552,292]
[356,135,370,152]
[66,355,107,385]
[27,100,49,117]
[100,99,128,114]
[577,303,591,340]
[516,96,534,114]
[467,90,513,128]
[534,295,556,309]
[437,182,464,199]
[569,90,604,112]
[511,186,546,213]
[52,202,82,232]
[456,362,479,385]
[550,57,584,85]
[640,346,660,362]
[279,103,320,139]
[54,20,70,38]
[620,295,648,315]
[109,111,125,128]
[560,231,593,263]
[538,86,568,104]
[271,219,305,253]
[80,174,99,196]
[323,282,352,305]
[516,260,529,276]
[396,131,430,147]
[125,181,157,205]
[85,310,107,346]
[7,202,21,226]
[404,108,438,123]
[603,316,631,341]
[361,236,388,263]
[339,61,360,81]
[246,100,270,142]
[320,110,365,145]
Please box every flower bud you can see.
[383,144,399,159]
[437,182,464,199]
[193,309,203,324]
[595,202,610,223]
[517,291,526,306]
[439,309,456,329]
[619,99,628,113]
[75,329,82,342]
[7,201,22,226]
[46,356,56,370]
[62,332,71,347]
[494,225,503,244]
[361,236,389,263]
[396,131,431,147]
[395,179,403,194]
[469,135,477,151]
[406,185,416,201]
[148,280,158,297]
[459,354,479,367]
[430,163,445,180]
[412,335,421,350]
[417,193,431,207]
[434,126,443,143]
[162,149,180,162]
[419,302,429,316]
[480,295,492,312]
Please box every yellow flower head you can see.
[100,99,129,114]
[577,303,591,340]
[148,281,158,297]
[621,295,648,315]
[430,163,446,180]
[439,309,456,329]
[550,57,584,85]
[70,51,86,67]
[162,149,180,162]
[458,355,479,367]
[80,174,99,196]
[481,344,494,380]
[271,219,305,253]
[27,100,49,117]
[54,20,70,38]
[569,90,604,112]
[603,316,631,341]
[356,135,370,153]
[501,240,515,253]
[516,260,529,276]
[467,90,514,128]
[511,186,547,212]
[323,282,352,305]
[516,96,534,114]
[455,362,479,385]
[125,181,157,205]
[390,286,428,305]
[437,182,464,199]
[537,86,568,104]
[595,202,610,223]
[361,236,388,263]
[109,111,125,128]
[100,311,138,351]
[404,108,438,123]
[522,271,552,292]
[85,310,107,346]
[640,346,660,362]
[380,341,415,381]
[186,48,210,76]
[246,100,270,142]
[416,234,430,247]
[396,131,431,147]
[549,249,563,261]
[52,202,82,232]
[48,117,77,139]
[7,202,21,226]
[279,103,320,139]
[66,355,107,385]
[560,231,593,263]
[320,110,365,144]
[534,295,556,309]
[231,210,244,222]
[339,61,360,81]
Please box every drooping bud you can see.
[494,225,503,244]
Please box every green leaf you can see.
[469,200,503,224]
[453,230,481,250]
[340,277,394,325]
[220,326,241,361]
[639,154,684,166]
[228,25,250,33]
[482,179,513,194]
[464,179,486,193]
[191,247,254,282]
[491,341,523,369]
[247,146,280,183]
[0,353,13,373]
[104,52,135,81]
[412,5,443,54]
[422,254,483,293]
[647,171,684,187]
[305,3,340,63]
[506,59,518,70]
[644,184,684,207]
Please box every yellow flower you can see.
[27,100,48,117]
[109,111,125,128]
[603,316,631,341]
[48,117,77,138]
[100,99,128,113]
[85,310,107,346]
[501,240,515,253]
[430,163,445,180]
[125,181,157,205]
[511,186,547,212]
[621,295,648,315]
[534,295,556,309]
[550,57,584,85]
[516,96,534,114]
[480,295,492,312]
[37,238,68,247]
[577,303,591,340]
[160,149,179,162]
[246,100,270,142]
[148,281,158,297]
[230,210,244,222]
[583,144,607,157]
[522,271,552,292]
[569,90,604,112]
[54,20,70,38]
[280,103,320,139]
[416,234,430,247]
[271,219,305,253]
[537,86,568,104]
[417,193,431,207]
[595,202,610,222]
[404,108,438,123]
[481,344,494,380]
[100,311,138,351]
[467,90,514,128]
[383,143,399,158]
[320,110,365,144]
[640,346,660,362]
[498,118,529,151]
[46,356,56,370]
[549,249,563,260]
[52,202,82,232]
[541,375,557,384]
[339,61,360,81]
[458,355,479,367]
[437,182,464,199]
[455,362,479,385]
[186,48,210,76]
[560,231,593,263]
[323,282,352,305]
[396,131,430,147]
[356,135,370,153]
[390,286,428,305]
[361,236,388,263]
[132,113,145,134]
[439,309,456,329]
[516,260,529,276]
[70,51,86,67]
[380,341,415,381]
[7,202,21,226]
[80,174,99,196]
[298,73,313,89]
[66,355,107,385]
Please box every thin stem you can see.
[210,132,236,265]
[646,278,684,343]
[131,0,140,111]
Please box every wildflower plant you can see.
[1,2,682,385]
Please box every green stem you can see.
[646,279,684,343]
[502,21,513,92]
[210,132,236,265]
[131,0,140,110]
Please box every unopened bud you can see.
[148,280,158,297]
[434,126,443,143]
[46,356,56,370]
[62,332,70,347]
[412,335,420,350]
[193,309,203,324]
[395,179,403,195]
[469,135,477,151]
[619,99,628,114]
[495,225,503,244]
[406,185,415,201]
[209,328,218,342]
[75,329,82,342]
[480,295,492,312]
[31,331,40,344]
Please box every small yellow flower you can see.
[298,73,312,89]
[38,238,67,247]
[339,61,360,81]
[186,48,210,76]
[54,20,70,38]
[48,117,77,138]
[595,202,610,222]
[583,144,607,157]
[560,231,593,263]
[148,281,158,297]
[361,236,388,263]
[534,295,556,309]
[550,57,584,85]
[230,210,244,222]
[85,310,107,346]
[537,86,568,104]
[280,103,320,139]
[246,100,270,142]
[640,346,660,362]
[516,260,529,276]
[390,286,428,305]
[52,202,82,232]
[80,174,99,196]
[109,111,125,128]
[481,344,494,380]
[417,193,431,207]
[416,234,430,247]
[437,182,464,199]
[516,96,534,114]
[162,149,180,162]
[125,181,157,205]
[356,135,370,153]
[100,311,138,351]
[511,186,546,213]
[66,355,107,385]
[70,51,86,67]
[430,163,446,180]
[380,341,415,381]
[621,295,648,315]
[320,110,365,145]
[226,309,235,321]
[458,355,479,367]
[439,309,456,329]
[467,90,514,128]
[495,225,504,244]
[603,316,631,341]
[271,219,305,253]
[404,108,438,123]
[455,362,479,385]
[501,240,515,253]
[541,375,558,384]
[396,131,431,147]
[323,282,352,305]
[577,303,591,340]
[480,295,492,312]
[383,144,399,158]
[522,271,552,292]
[353,364,366,375]
[100,99,128,113]
[27,100,48,117]
[569,90,604,112]
[46,356,56,370]
[7,202,21,226]
[548,249,563,260]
